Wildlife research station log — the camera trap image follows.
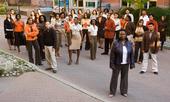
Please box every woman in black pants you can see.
[109,29,135,97]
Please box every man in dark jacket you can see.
[140,22,160,75]
[42,21,58,73]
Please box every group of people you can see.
[4,8,168,97]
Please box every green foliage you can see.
[134,0,148,9]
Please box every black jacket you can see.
[110,40,135,69]
[42,27,56,48]
[4,19,13,34]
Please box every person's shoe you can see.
[153,72,158,75]
[101,52,108,55]
[45,68,53,70]
[108,94,114,98]
[140,71,145,74]
[36,63,43,66]
[121,93,128,97]
[52,70,57,73]
[75,60,79,65]
[138,61,142,64]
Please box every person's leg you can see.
[33,40,42,65]
[27,41,34,63]
[110,66,120,95]
[68,50,72,65]
[161,41,164,51]
[85,30,90,50]
[44,46,51,68]
[139,42,143,63]
[102,38,109,54]
[90,37,94,60]
[141,52,149,72]
[120,64,129,94]
[151,53,158,73]
[7,39,12,50]
[134,42,140,63]
[48,46,58,71]
[76,49,80,64]
[94,36,97,59]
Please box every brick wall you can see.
[102,0,120,9]
[157,0,170,8]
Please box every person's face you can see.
[119,31,126,40]
[28,18,33,24]
[93,10,97,15]
[85,14,88,18]
[99,12,103,17]
[107,14,111,19]
[31,11,35,15]
[16,15,20,20]
[7,14,11,18]
[74,18,78,24]
[126,10,130,14]
[11,10,15,14]
[92,20,96,25]
[148,24,154,31]
[161,16,165,21]
[69,15,72,20]
[45,22,50,29]
[149,15,154,20]
[139,21,143,26]
[71,10,75,14]
[40,16,45,22]
[114,14,118,18]
[56,15,60,19]
[142,10,146,15]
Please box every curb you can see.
[0,49,111,102]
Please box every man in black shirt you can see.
[42,21,58,73]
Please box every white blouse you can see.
[70,24,82,36]
[121,46,128,64]
[88,25,98,36]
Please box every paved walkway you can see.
[0,72,102,102]
[1,15,170,102]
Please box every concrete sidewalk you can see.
[0,72,102,102]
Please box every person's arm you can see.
[110,42,116,70]
[4,20,7,34]
[52,28,57,49]
[130,42,135,69]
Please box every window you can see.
[78,0,83,7]
[86,2,96,7]
[73,0,77,7]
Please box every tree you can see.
[134,0,149,16]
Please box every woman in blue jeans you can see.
[109,29,135,97]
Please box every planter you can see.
[0,50,36,77]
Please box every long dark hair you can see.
[39,15,47,23]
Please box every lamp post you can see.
[100,0,102,10]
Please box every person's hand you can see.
[110,64,116,70]
[42,49,45,52]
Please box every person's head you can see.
[15,14,21,20]
[104,8,109,14]
[86,9,91,14]
[56,13,60,20]
[78,9,83,15]
[125,15,131,21]
[61,8,65,12]
[31,11,36,16]
[141,10,147,16]
[69,15,73,20]
[45,21,51,29]
[99,11,103,17]
[91,19,96,25]
[107,13,111,19]
[125,9,130,14]
[92,10,97,15]
[37,9,41,14]
[6,13,11,19]
[10,9,15,14]
[27,17,34,25]
[39,15,46,23]
[137,19,144,27]
[109,9,114,14]
[71,9,76,15]
[114,12,119,19]
[119,29,127,41]
[148,22,154,31]
[161,16,166,21]
[74,17,79,24]
[83,13,88,19]
[149,14,154,20]
[60,12,65,19]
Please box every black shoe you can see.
[101,52,108,55]
[121,93,128,97]
[52,70,57,73]
[36,63,43,66]
[153,72,158,75]
[140,71,145,74]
